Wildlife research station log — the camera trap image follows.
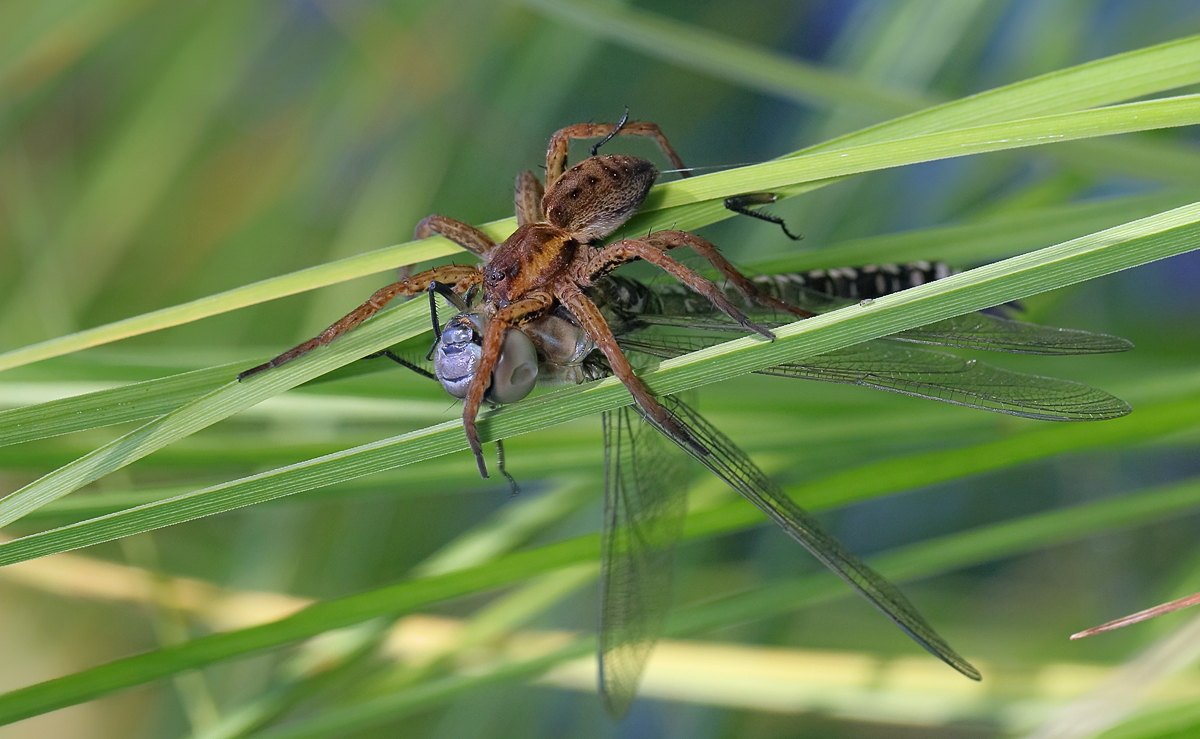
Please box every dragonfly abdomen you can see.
[752,261,956,302]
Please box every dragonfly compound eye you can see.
[434,318,482,399]
[489,328,538,403]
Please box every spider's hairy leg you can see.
[577,237,777,339]
[514,171,545,226]
[237,264,482,381]
[545,121,687,188]
[462,292,554,477]
[556,284,704,456]
[643,230,813,318]
[415,215,497,258]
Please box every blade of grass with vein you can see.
[525,0,1200,179]
[1,201,1198,562]
[145,476,1200,739]
[519,0,924,114]
[0,300,430,528]
[1,98,1194,521]
[7,186,1185,450]
[0,364,240,446]
[651,95,1200,210]
[751,187,1200,273]
[3,28,1199,375]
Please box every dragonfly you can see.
[393,260,1132,717]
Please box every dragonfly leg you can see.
[237,264,482,381]
[461,291,554,477]
[577,237,778,338]
[414,215,497,258]
[366,349,436,381]
[724,194,803,241]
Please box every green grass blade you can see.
[3,93,1198,374]
[140,476,1200,738]
[797,35,1200,151]
[0,536,597,727]
[0,237,465,374]
[524,1,1200,137]
[653,95,1200,210]
[670,476,1200,639]
[0,364,239,446]
[1,198,1197,540]
[751,187,1200,272]
[0,301,430,528]
[518,0,924,115]
[7,472,1200,729]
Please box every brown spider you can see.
[239,118,808,476]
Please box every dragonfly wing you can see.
[598,405,691,718]
[629,295,1132,356]
[893,313,1134,354]
[766,342,1131,421]
[633,395,981,682]
[617,334,1130,421]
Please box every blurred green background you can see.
[2,1,1200,737]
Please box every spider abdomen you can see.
[544,154,657,242]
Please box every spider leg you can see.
[237,264,482,381]
[461,292,554,477]
[638,230,813,318]
[414,215,497,258]
[556,283,703,456]
[545,120,688,188]
[514,171,545,225]
[575,236,778,338]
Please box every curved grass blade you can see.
[0,364,239,447]
[652,95,1200,212]
[216,477,1200,739]
[0,300,431,528]
[4,406,1200,728]
[4,93,1199,375]
[0,198,1196,558]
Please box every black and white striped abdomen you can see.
[752,261,956,301]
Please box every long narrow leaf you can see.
[1,201,1197,559]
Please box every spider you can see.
[239,117,809,477]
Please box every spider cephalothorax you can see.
[239,117,808,476]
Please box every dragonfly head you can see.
[433,313,539,404]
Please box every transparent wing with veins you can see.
[633,301,1134,356]
[598,405,690,718]
[617,333,1132,421]
[631,394,982,682]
